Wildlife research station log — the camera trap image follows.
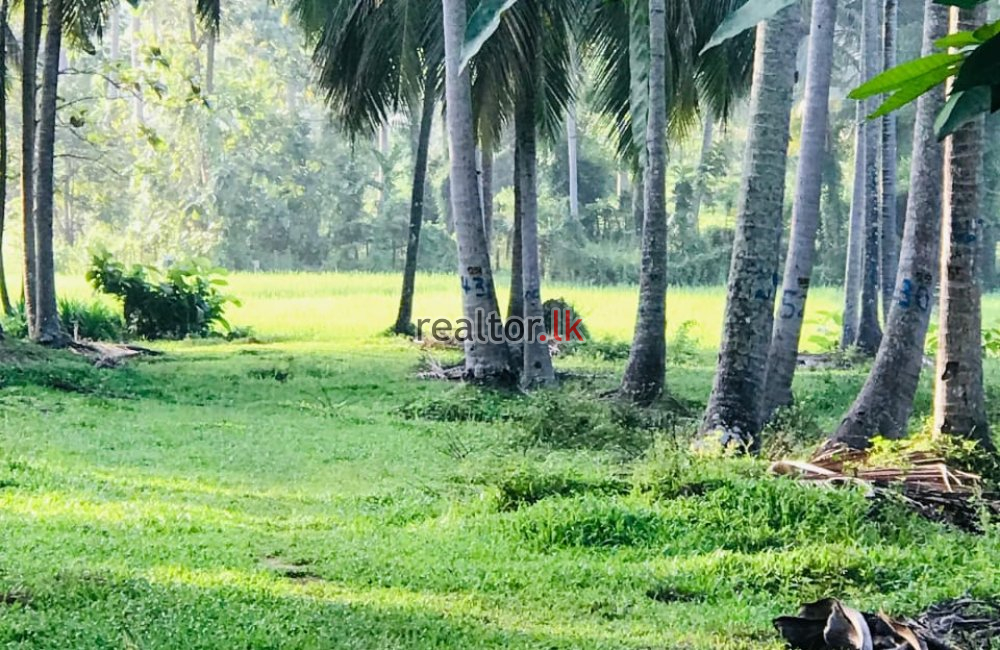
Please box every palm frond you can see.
[300,0,442,139]
[585,0,755,165]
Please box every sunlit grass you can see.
[46,272,858,349]
[41,271,1000,349]
[2,272,1000,648]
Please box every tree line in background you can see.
[0,0,998,451]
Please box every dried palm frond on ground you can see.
[771,447,1000,533]
[416,355,466,381]
[917,597,1000,648]
[67,341,163,368]
[775,596,1000,649]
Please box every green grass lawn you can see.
[2,273,1000,649]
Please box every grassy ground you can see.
[2,273,1000,649]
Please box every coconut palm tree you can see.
[33,0,67,344]
[295,0,443,336]
[25,0,220,343]
[762,0,838,417]
[441,0,511,378]
[853,0,883,355]
[587,0,754,404]
[0,0,16,319]
[823,0,948,451]
[841,115,864,348]
[700,4,800,447]
[505,0,577,388]
[933,3,994,453]
[21,0,41,337]
[879,0,899,317]
[619,0,667,403]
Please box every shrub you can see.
[541,297,590,343]
[667,320,701,366]
[58,298,125,341]
[575,337,631,362]
[88,250,240,339]
[0,302,28,339]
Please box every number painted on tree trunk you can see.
[779,290,803,319]
[462,274,487,298]
[899,278,931,312]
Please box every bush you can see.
[87,250,240,340]
[0,302,28,339]
[575,337,631,362]
[2,300,124,342]
[542,297,590,342]
[59,299,125,341]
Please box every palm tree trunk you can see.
[567,101,580,221]
[823,0,948,451]
[441,0,510,379]
[481,142,494,251]
[619,0,668,405]
[853,0,883,354]
[690,116,713,234]
[516,94,554,388]
[763,0,838,417]
[508,146,524,321]
[700,6,799,445]
[879,0,899,318]
[981,115,1000,291]
[392,72,435,335]
[933,5,994,453]
[0,0,12,318]
[33,0,64,344]
[841,112,865,348]
[627,0,648,179]
[21,0,41,335]
[627,0,648,242]
[631,171,644,237]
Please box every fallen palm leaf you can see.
[774,598,873,650]
[770,447,999,533]
[774,597,1000,649]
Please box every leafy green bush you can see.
[0,301,28,339]
[667,320,701,365]
[58,299,125,341]
[541,297,590,342]
[87,250,240,339]
[575,337,631,362]
[2,300,124,342]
